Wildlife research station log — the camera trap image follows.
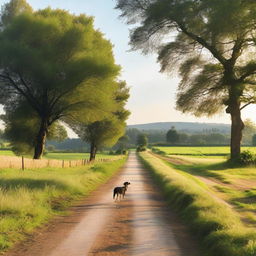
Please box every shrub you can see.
[136,145,146,152]
[238,151,256,165]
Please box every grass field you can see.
[44,152,117,160]
[140,152,256,256]
[0,151,115,160]
[155,146,256,156]
[166,155,256,224]
[0,158,126,253]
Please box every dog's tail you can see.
[113,190,116,199]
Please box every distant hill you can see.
[127,122,231,134]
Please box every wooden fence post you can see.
[69,160,71,168]
[22,156,25,170]
[62,160,64,168]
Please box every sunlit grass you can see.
[156,146,256,156]
[0,158,126,253]
[44,152,117,160]
[0,150,117,160]
[140,152,256,256]
[0,150,15,156]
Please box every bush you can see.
[238,150,256,165]
[151,147,166,156]
[136,145,146,152]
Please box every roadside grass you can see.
[161,154,256,226]
[139,152,256,256]
[0,158,126,253]
[156,146,256,156]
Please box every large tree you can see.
[116,0,256,160]
[0,6,120,159]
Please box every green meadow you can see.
[0,158,126,253]
[155,146,256,156]
[0,151,115,160]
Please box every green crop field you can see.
[0,150,15,156]
[155,146,256,156]
[44,152,117,160]
[0,151,116,160]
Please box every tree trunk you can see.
[89,142,97,161]
[33,118,48,159]
[227,96,244,160]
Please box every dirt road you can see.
[5,152,200,256]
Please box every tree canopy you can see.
[71,80,130,161]
[116,0,256,159]
[0,3,120,158]
[166,127,179,144]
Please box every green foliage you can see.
[116,0,256,159]
[136,145,146,152]
[136,133,148,148]
[47,122,68,142]
[71,80,130,160]
[1,0,32,27]
[237,151,256,166]
[0,5,120,158]
[166,126,179,144]
[114,135,130,152]
[151,147,166,156]
[116,1,256,107]
[2,102,67,156]
[0,158,126,252]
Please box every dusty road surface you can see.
[5,152,200,256]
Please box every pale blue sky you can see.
[1,0,256,126]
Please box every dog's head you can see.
[123,182,130,187]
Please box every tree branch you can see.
[240,101,255,110]
[176,22,227,66]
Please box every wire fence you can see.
[0,155,118,170]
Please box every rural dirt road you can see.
[5,152,200,256]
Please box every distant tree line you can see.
[121,119,256,147]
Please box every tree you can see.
[116,0,256,160]
[0,6,120,159]
[126,128,141,145]
[71,81,130,161]
[2,102,68,155]
[166,126,179,144]
[136,133,148,147]
[114,135,129,154]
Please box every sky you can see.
[1,0,256,128]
